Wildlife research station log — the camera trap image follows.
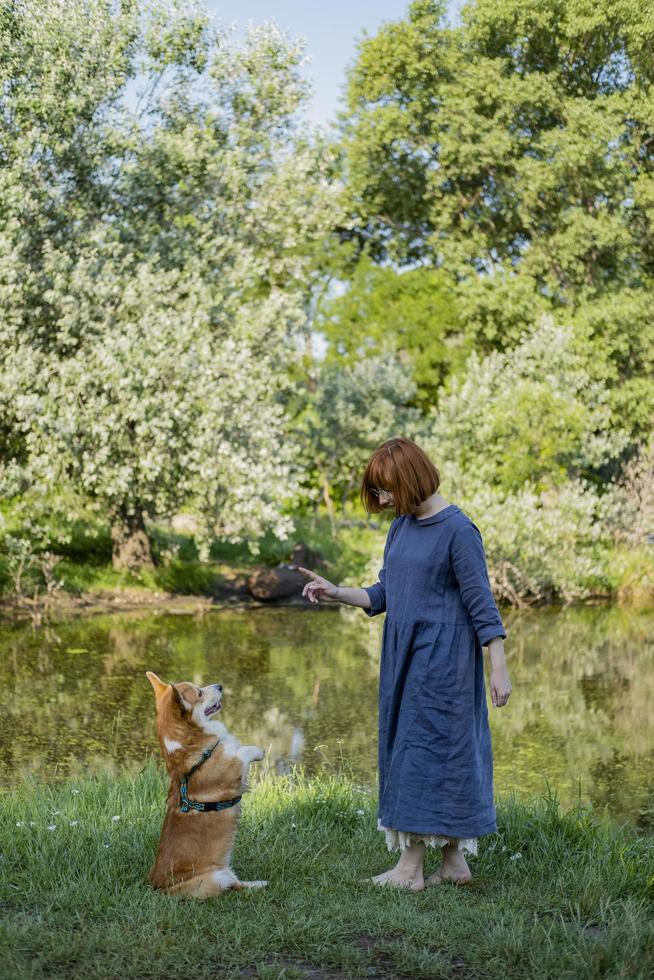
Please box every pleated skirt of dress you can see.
[376,617,496,848]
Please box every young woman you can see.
[298,437,511,890]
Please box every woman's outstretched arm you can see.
[296,568,372,610]
[297,517,400,615]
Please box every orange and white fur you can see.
[146,671,266,897]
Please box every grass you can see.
[1,766,653,979]
[53,557,244,598]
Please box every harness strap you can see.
[179,739,242,814]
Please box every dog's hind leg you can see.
[211,866,267,891]
[162,868,266,898]
[162,875,224,898]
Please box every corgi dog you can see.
[145,671,266,898]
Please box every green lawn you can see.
[1,766,653,979]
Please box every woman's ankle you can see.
[396,839,426,876]
[440,852,470,875]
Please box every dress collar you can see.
[409,504,459,526]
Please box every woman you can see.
[298,437,512,890]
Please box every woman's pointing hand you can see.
[295,567,340,604]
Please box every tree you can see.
[295,353,422,532]
[408,316,636,604]
[316,256,464,413]
[341,0,654,438]
[0,0,336,568]
[419,316,630,496]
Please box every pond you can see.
[1,603,653,830]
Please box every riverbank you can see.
[2,505,653,624]
[0,583,313,622]
[0,555,644,625]
[0,558,323,623]
[0,516,378,622]
[2,767,653,979]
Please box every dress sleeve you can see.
[450,521,507,646]
[362,518,399,617]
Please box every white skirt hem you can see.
[378,819,478,856]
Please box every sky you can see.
[205,1,463,126]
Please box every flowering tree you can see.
[420,317,630,496]
[0,0,336,568]
[403,317,634,603]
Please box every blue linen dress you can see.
[362,504,507,840]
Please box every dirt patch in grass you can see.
[354,934,477,979]
[238,959,355,979]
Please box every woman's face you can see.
[371,487,394,509]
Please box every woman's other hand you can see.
[296,567,340,604]
[490,667,512,708]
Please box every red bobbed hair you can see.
[360,437,440,518]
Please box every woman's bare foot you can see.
[369,866,425,891]
[425,841,472,886]
[366,839,426,890]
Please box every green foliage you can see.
[341,0,654,437]
[358,477,623,606]
[370,315,648,604]
[456,481,618,604]
[0,504,390,601]
[317,257,465,411]
[603,545,654,608]
[1,0,652,597]
[293,353,422,519]
[422,316,630,495]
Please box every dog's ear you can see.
[171,684,193,715]
[145,671,168,698]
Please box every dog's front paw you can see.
[238,744,266,764]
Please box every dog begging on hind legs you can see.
[145,671,266,898]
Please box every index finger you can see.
[295,566,318,580]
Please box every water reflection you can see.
[1,604,653,827]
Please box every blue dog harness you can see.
[179,740,242,814]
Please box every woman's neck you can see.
[413,492,450,520]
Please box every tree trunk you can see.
[341,474,356,516]
[111,508,154,572]
[320,471,336,538]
